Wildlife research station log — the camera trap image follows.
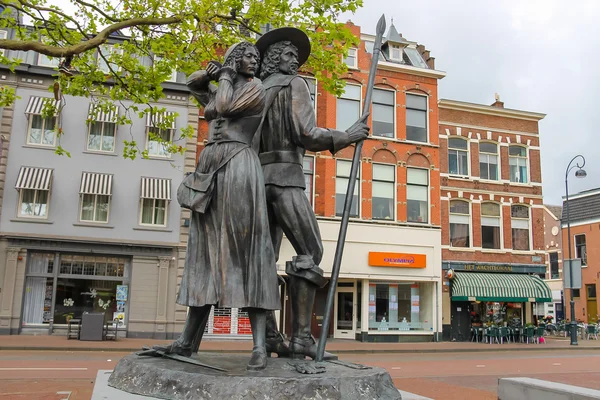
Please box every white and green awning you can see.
[451,272,552,303]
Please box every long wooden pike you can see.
[315,14,387,362]
[137,346,228,372]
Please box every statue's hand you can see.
[206,61,222,81]
[345,112,370,144]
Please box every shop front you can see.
[442,262,552,341]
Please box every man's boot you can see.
[288,276,337,360]
[151,305,211,357]
[247,308,268,371]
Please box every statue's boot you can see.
[288,276,338,361]
[247,308,268,371]
[150,305,211,358]
[266,310,290,357]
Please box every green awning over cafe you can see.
[451,272,552,302]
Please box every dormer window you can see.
[390,45,402,61]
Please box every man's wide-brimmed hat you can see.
[255,27,311,67]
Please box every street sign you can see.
[564,259,582,289]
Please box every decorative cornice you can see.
[439,99,546,121]
[377,61,446,80]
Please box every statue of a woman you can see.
[155,41,279,371]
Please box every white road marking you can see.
[552,363,562,366]
[476,365,486,368]
[392,367,402,370]
[0,367,87,371]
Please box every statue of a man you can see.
[255,28,369,359]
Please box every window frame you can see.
[549,252,559,279]
[510,204,531,251]
[335,159,361,218]
[0,30,6,57]
[479,141,499,181]
[574,234,587,266]
[343,48,358,69]
[405,92,429,144]
[406,167,429,224]
[153,55,178,82]
[448,137,470,176]
[79,194,111,224]
[87,120,117,153]
[480,202,502,250]
[146,126,174,158]
[390,44,403,62]
[371,162,396,221]
[372,87,396,139]
[139,198,168,227]
[97,44,123,74]
[27,114,58,147]
[336,83,362,131]
[449,200,471,248]
[17,188,50,219]
[509,145,529,184]
[303,155,315,208]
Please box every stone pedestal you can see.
[108,352,401,400]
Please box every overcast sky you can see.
[342,0,599,205]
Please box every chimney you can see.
[491,93,504,108]
[426,56,435,69]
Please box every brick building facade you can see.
[438,98,550,341]
[195,22,446,342]
[542,205,564,321]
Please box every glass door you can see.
[334,283,356,339]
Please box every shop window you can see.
[448,137,469,176]
[343,48,357,68]
[575,234,587,266]
[372,163,395,220]
[335,159,359,217]
[449,200,470,247]
[303,156,314,207]
[407,168,428,223]
[368,282,431,331]
[372,88,395,138]
[140,199,167,226]
[406,93,428,143]
[509,145,528,183]
[80,194,110,223]
[18,189,49,218]
[481,202,501,249]
[511,205,530,251]
[550,252,559,279]
[336,84,361,131]
[479,142,498,180]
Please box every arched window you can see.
[509,146,528,183]
[481,202,501,249]
[479,142,498,181]
[448,138,469,176]
[449,200,470,247]
[511,205,530,250]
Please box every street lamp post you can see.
[564,154,586,346]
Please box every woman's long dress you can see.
[177,77,280,311]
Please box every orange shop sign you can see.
[368,252,427,268]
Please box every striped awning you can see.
[79,172,113,195]
[15,167,53,190]
[140,177,171,200]
[88,103,119,123]
[451,272,552,303]
[25,96,61,116]
[146,111,176,129]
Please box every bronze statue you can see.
[151,41,280,371]
[254,28,370,360]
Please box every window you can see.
[372,89,395,138]
[448,138,469,176]
[390,45,402,61]
[146,111,176,158]
[481,202,501,249]
[153,56,178,82]
[303,156,314,206]
[479,142,498,180]
[575,234,587,266]
[372,164,395,220]
[573,289,580,298]
[509,146,528,183]
[80,194,110,223]
[19,189,49,218]
[406,94,428,143]
[336,84,361,131]
[0,30,6,56]
[302,77,317,111]
[97,44,122,73]
[449,200,470,247]
[88,121,116,152]
[587,284,596,299]
[368,282,432,331]
[28,114,57,146]
[343,48,357,68]
[549,252,559,279]
[407,168,428,223]
[140,199,167,226]
[511,205,530,251]
[335,159,359,217]
[37,53,59,67]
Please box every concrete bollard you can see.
[498,377,600,400]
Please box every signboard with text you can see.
[368,252,427,268]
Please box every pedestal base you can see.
[108,352,401,400]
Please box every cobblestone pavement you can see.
[1,349,600,399]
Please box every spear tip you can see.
[376,14,387,35]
